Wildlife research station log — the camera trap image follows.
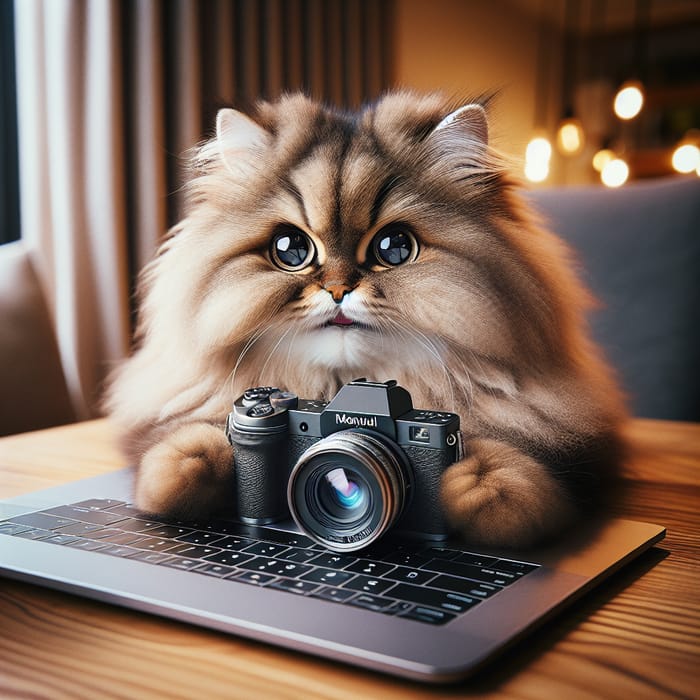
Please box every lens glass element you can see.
[288,430,411,552]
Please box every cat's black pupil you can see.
[375,231,413,266]
[274,232,311,268]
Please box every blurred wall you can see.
[392,0,560,163]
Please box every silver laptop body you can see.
[0,468,665,683]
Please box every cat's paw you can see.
[135,422,233,519]
[440,438,574,548]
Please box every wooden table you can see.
[0,419,698,699]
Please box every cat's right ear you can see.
[215,108,270,174]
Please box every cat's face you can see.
[140,93,570,408]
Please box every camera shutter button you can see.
[247,402,275,417]
[269,391,299,410]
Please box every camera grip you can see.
[229,427,290,523]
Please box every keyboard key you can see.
[383,551,432,568]
[88,528,128,539]
[385,583,480,613]
[100,503,147,518]
[165,543,220,559]
[269,578,320,595]
[242,542,289,557]
[348,594,396,612]
[422,546,461,560]
[259,530,316,548]
[12,528,53,540]
[311,586,356,603]
[98,545,142,558]
[423,559,515,586]
[96,531,148,546]
[72,499,125,511]
[382,566,436,585]
[238,557,312,578]
[233,571,276,586]
[194,562,238,578]
[176,530,225,546]
[11,513,77,531]
[454,552,499,568]
[204,550,254,567]
[128,550,174,564]
[160,557,202,571]
[56,522,105,536]
[128,536,182,552]
[493,559,539,576]
[65,538,108,551]
[401,606,456,625]
[309,553,357,569]
[278,547,319,564]
[345,560,396,577]
[209,536,254,551]
[430,575,500,599]
[385,601,414,615]
[139,524,194,538]
[300,568,355,586]
[42,534,79,546]
[42,506,127,526]
[0,523,31,535]
[343,576,394,595]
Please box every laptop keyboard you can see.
[0,499,539,625]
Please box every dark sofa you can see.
[528,176,700,422]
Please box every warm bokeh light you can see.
[526,136,552,163]
[613,81,644,120]
[524,158,550,182]
[524,135,552,183]
[592,148,616,173]
[601,158,629,187]
[556,118,584,155]
[671,143,700,173]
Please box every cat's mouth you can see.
[323,310,371,330]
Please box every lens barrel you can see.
[287,430,411,551]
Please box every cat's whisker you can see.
[257,323,296,383]
[380,314,460,413]
[231,317,284,392]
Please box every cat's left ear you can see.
[429,104,488,154]
[215,108,270,174]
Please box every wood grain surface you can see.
[0,419,698,699]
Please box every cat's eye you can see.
[270,227,316,271]
[370,227,419,268]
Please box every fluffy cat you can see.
[105,91,627,548]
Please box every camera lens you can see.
[287,430,411,552]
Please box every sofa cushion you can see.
[528,176,700,421]
[0,241,76,435]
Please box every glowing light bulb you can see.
[601,158,629,187]
[556,118,584,155]
[671,144,700,174]
[524,135,552,183]
[592,148,615,173]
[526,136,552,163]
[524,158,550,182]
[614,81,644,120]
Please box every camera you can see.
[225,379,463,552]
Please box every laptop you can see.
[0,467,665,683]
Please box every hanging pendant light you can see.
[613,0,649,121]
[613,79,644,120]
[525,1,554,182]
[557,109,585,155]
[601,157,630,187]
[555,0,585,157]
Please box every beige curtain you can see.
[15,0,131,418]
[13,0,392,420]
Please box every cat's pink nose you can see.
[325,283,352,303]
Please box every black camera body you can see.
[225,379,463,551]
